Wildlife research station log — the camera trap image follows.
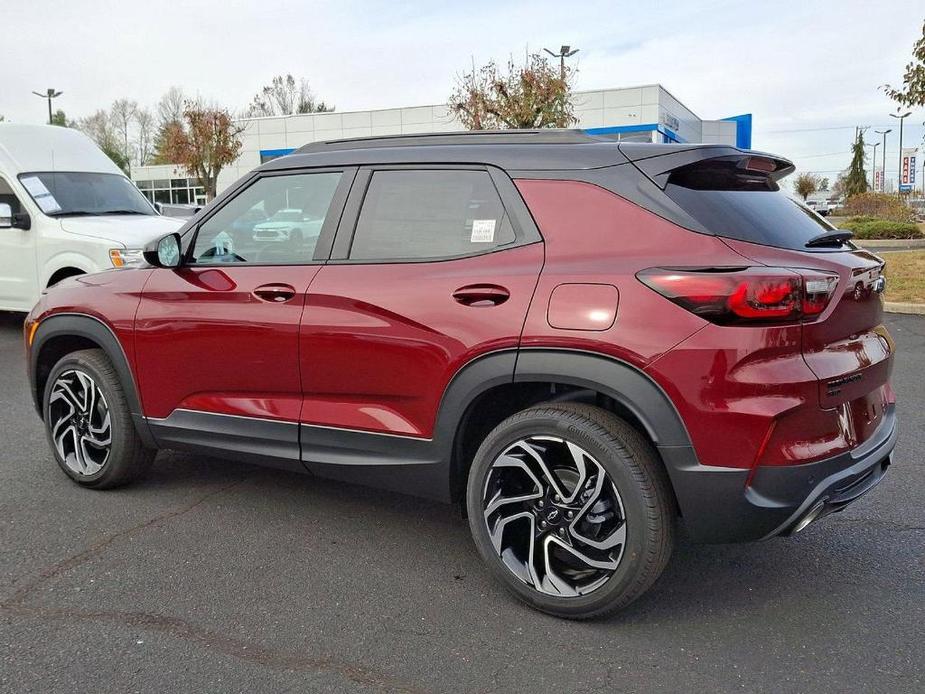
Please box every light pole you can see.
[32,88,63,125]
[543,45,579,80]
[874,128,891,192]
[867,142,880,191]
[889,111,911,195]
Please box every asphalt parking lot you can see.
[0,311,922,693]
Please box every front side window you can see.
[190,171,342,265]
[18,171,154,217]
[349,169,515,261]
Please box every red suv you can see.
[25,131,896,619]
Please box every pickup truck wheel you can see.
[43,349,154,489]
[466,403,675,619]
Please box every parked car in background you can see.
[805,198,830,216]
[155,202,203,219]
[0,124,184,312]
[24,132,895,619]
[251,208,323,243]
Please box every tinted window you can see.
[191,172,342,265]
[349,170,515,261]
[664,159,841,250]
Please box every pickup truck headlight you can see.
[109,248,146,268]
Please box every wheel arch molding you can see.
[511,349,692,448]
[29,313,155,447]
[436,347,698,504]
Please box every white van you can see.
[0,124,184,312]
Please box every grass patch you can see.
[883,251,925,304]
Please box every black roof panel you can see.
[259,130,772,173]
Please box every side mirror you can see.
[0,204,31,230]
[143,232,183,268]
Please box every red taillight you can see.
[637,267,838,325]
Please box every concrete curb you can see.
[884,302,925,315]
[856,240,925,251]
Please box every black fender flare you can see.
[512,348,692,447]
[29,313,155,447]
[433,347,701,504]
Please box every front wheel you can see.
[43,349,155,489]
[466,403,675,619]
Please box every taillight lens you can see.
[637,267,839,325]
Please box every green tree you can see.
[449,52,577,129]
[50,109,69,127]
[883,20,925,108]
[845,130,869,197]
[794,172,822,201]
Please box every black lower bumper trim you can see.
[661,405,897,543]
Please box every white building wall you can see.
[133,84,743,198]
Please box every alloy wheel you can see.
[47,369,112,476]
[481,436,627,597]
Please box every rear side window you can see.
[349,169,515,261]
[664,159,838,250]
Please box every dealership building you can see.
[131,83,752,205]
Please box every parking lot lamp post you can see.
[543,45,579,80]
[889,112,911,196]
[32,88,63,125]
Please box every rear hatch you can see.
[624,145,893,442]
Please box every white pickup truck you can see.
[0,124,184,312]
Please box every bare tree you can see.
[110,99,138,168]
[135,108,155,166]
[245,74,332,117]
[156,86,185,127]
[77,110,130,173]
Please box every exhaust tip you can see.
[792,500,826,534]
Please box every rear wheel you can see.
[43,349,154,489]
[466,403,674,619]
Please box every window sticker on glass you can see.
[470,218,496,243]
[20,175,62,214]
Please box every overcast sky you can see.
[3,0,923,189]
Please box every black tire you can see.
[42,349,154,489]
[466,402,675,619]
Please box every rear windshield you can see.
[664,159,842,250]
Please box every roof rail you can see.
[295,129,603,154]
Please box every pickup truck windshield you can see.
[18,171,154,217]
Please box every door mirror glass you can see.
[143,232,183,268]
[0,203,11,229]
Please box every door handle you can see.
[253,283,297,303]
[452,284,510,307]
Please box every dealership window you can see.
[190,171,342,265]
[349,169,515,261]
[134,176,206,206]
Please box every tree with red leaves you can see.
[449,53,577,130]
[163,104,244,200]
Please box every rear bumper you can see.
[660,404,897,543]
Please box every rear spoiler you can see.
[618,144,795,189]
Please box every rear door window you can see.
[663,159,840,250]
[348,169,516,261]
